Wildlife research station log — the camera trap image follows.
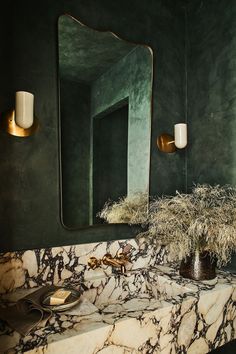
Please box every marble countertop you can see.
[1,265,236,354]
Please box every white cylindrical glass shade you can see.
[174,123,187,149]
[15,91,34,129]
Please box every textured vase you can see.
[179,250,216,280]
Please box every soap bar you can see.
[50,289,72,305]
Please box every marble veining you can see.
[0,239,236,353]
[0,238,168,294]
[0,262,236,353]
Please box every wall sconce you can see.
[157,123,187,153]
[0,91,39,137]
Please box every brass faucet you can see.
[88,252,130,274]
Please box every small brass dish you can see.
[41,287,81,312]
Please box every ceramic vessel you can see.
[179,250,216,280]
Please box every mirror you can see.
[58,14,153,229]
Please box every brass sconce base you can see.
[157,133,176,153]
[0,109,39,137]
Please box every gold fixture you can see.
[157,133,176,153]
[0,110,39,137]
[0,91,39,137]
[88,256,102,269]
[88,253,131,274]
[157,123,187,153]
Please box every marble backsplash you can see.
[0,238,168,294]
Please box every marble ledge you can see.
[0,265,236,354]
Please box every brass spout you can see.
[88,252,130,274]
[102,253,128,273]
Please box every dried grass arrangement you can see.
[140,184,236,267]
[97,193,149,225]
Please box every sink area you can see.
[80,267,193,313]
[0,240,236,354]
[0,264,197,354]
[0,265,236,353]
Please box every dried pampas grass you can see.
[139,184,236,267]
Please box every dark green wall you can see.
[0,0,186,251]
[93,105,128,223]
[187,0,236,270]
[187,0,236,187]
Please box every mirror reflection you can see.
[58,15,153,229]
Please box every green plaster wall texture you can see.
[58,15,137,84]
[187,0,236,270]
[91,46,153,197]
[187,0,236,187]
[60,79,91,228]
[0,0,186,251]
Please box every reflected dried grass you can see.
[97,193,149,225]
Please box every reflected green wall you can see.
[92,46,152,196]
[0,0,186,251]
[93,105,128,223]
[60,79,91,227]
